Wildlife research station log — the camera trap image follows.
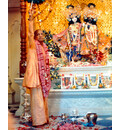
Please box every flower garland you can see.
[88,74,98,86]
[61,74,72,89]
[101,73,112,88]
[85,24,98,46]
[83,23,100,63]
[84,23,99,50]
[68,23,80,46]
[75,74,84,86]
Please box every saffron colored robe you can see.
[23,21,49,126]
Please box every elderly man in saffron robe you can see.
[22,9,51,127]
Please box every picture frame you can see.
[74,74,85,89]
[61,76,74,89]
[88,74,99,89]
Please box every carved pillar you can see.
[20,0,27,77]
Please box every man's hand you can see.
[28,8,38,21]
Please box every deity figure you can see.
[83,3,98,46]
[53,5,82,63]
[81,3,111,64]
[81,3,99,62]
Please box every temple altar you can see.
[14,65,112,116]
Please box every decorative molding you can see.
[58,66,112,74]
[49,89,112,98]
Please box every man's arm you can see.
[28,20,34,48]
[28,9,36,48]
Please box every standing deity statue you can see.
[53,5,82,63]
[81,3,99,63]
[81,3,111,64]
[83,3,98,47]
[53,3,111,65]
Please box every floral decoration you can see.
[50,67,60,81]
[44,31,61,58]
[71,85,78,89]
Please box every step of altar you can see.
[48,89,112,116]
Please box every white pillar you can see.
[14,78,24,116]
